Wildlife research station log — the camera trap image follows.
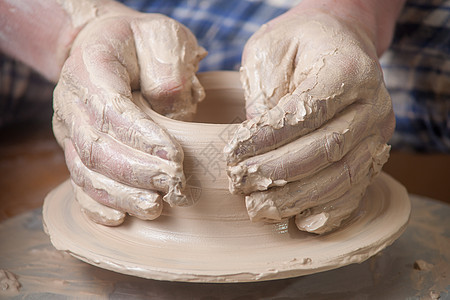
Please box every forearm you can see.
[290,0,406,56]
[0,0,133,82]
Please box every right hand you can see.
[225,8,395,234]
[53,9,206,226]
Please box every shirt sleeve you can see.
[0,53,54,127]
[380,0,450,152]
[117,0,293,71]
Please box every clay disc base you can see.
[43,173,410,283]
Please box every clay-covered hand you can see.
[53,7,206,226]
[225,10,395,233]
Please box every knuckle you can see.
[73,129,100,169]
[324,131,346,162]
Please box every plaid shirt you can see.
[1,0,449,152]
[380,0,450,152]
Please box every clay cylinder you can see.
[134,71,257,223]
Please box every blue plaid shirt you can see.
[380,0,450,152]
[1,0,449,152]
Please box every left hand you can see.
[53,10,206,226]
[224,9,395,233]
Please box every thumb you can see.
[132,15,207,120]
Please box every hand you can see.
[53,8,206,225]
[225,9,395,233]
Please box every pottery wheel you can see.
[43,173,410,283]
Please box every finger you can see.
[245,137,390,222]
[132,15,207,120]
[54,89,187,206]
[54,99,187,208]
[73,183,126,226]
[65,139,164,220]
[55,94,185,196]
[54,42,190,206]
[240,14,349,119]
[57,19,184,164]
[52,113,68,149]
[294,183,366,234]
[228,42,384,166]
[227,88,393,194]
[240,27,299,118]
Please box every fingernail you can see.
[162,179,194,207]
[246,195,282,222]
[130,193,163,220]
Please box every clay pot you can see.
[43,71,410,282]
[134,71,258,225]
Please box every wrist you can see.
[49,0,139,81]
[289,0,406,56]
[0,0,135,82]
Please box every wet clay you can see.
[43,173,410,282]
[140,71,387,234]
[0,195,446,296]
[43,72,411,282]
[0,269,20,295]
